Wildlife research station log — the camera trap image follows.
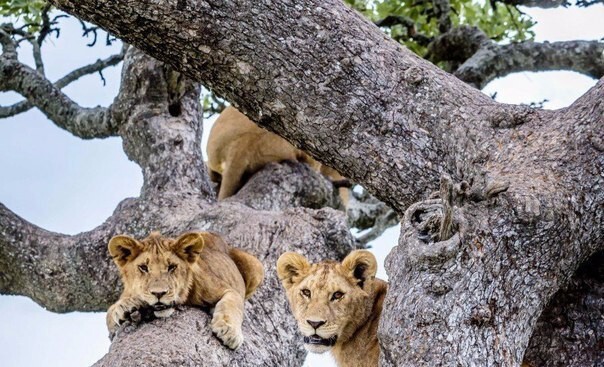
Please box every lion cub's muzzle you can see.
[304,334,338,346]
[152,302,174,311]
[150,299,177,318]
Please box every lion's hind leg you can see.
[217,159,248,200]
[211,289,245,349]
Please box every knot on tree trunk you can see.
[488,104,539,129]
[400,175,467,267]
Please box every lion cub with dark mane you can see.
[107,231,264,349]
[277,250,387,367]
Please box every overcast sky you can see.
[0,4,602,367]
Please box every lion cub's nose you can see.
[307,320,326,330]
[152,291,167,300]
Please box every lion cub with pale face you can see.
[277,250,387,367]
[107,231,264,349]
[207,106,349,204]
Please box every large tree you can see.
[1,0,602,366]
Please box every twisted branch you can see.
[427,26,604,88]
[456,39,604,89]
[0,48,125,119]
[0,32,118,138]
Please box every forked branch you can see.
[0,48,124,118]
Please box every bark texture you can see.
[428,25,604,88]
[0,50,124,118]
[524,251,604,366]
[501,0,569,7]
[501,0,604,7]
[1,0,602,366]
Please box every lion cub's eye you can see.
[168,264,177,273]
[301,289,311,298]
[138,264,148,273]
[331,291,344,301]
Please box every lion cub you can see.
[277,250,387,367]
[107,231,264,349]
[207,106,349,204]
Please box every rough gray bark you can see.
[426,26,490,70]
[428,25,604,88]
[524,251,604,366]
[501,0,604,7]
[1,0,602,366]
[347,192,399,245]
[0,48,125,118]
[455,40,604,89]
[500,0,569,7]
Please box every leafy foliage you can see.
[0,0,47,32]
[345,0,535,55]
[202,91,227,119]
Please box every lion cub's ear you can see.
[277,252,311,290]
[341,250,377,289]
[108,235,143,267]
[172,232,205,263]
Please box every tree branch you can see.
[455,39,604,89]
[55,48,125,87]
[496,0,569,7]
[0,52,117,138]
[497,0,604,7]
[575,0,604,6]
[0,28,17,59]
[427,26,604,88]
[432,0,452,33]
[93,308,302,367]
[354,209,398,246]
[426,25,491,70]
[0,48,125,119]
[0,24,45,74]
[0,201,124,312]
[374,15,433,46]
[229,161,340,211]
[346,189,400,246]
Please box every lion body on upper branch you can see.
[207,106,349,205]
[107,231,264,349]
[277,250,387,367]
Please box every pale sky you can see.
[0,4,602,367]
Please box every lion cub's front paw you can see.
[106,298,143,335]
[211,313,244,349]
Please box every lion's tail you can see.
[229,248,265,300]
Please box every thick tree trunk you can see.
[4,1,603,365]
